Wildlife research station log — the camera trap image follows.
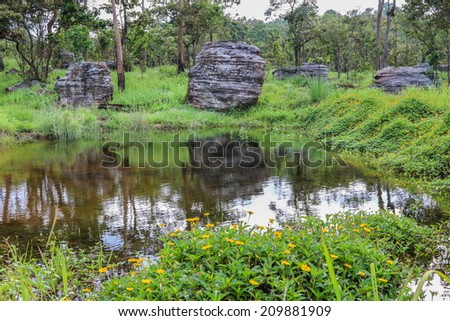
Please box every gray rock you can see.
[273,63,328,79]
[372,64,433,93]
[55,62,113,107]
[6,80,46,93]
[187,41,266,111]
[105,61,117,70]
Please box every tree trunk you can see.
[447,28,450,85]
[0,49,4,72]
[111,0,125,91]
[375,0,384,70]
[177,0,186,73]
[381,0,395,69]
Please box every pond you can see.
[0,131,448,257]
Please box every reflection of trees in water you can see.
[0,138,447,255]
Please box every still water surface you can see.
[0,132,447,256]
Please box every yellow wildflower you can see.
[137,258,146,263]
[359,223,367,227]
[358,271,366,277]
[281,260,290,266]
[274,231,282,238]
[169,233,178,237]
[337,225,343,229]
[301,264,311,272]
[126,287,134,291]
[344,263,352,269]
[204,212,210,216]
[378,278,388,283]
[133,263,141,267]
[82,288,91,293]
[98,267,108,273]
[201,234,211,239]
[158,223,166,227]
[249,279,260,286]
[288,243,296,248]
[128,258,138,263]
[330,254,338,260]
[142,279,152,285]
[186,217,200,222]
[146,288,151,292]
[234,241,245,245]
[256,225,266,230]
[226,238,235,243]
[202,244,212,250]
[363,227,371,233]
[321,228,328,233]
[268,218,276,224]
[247,210,254,215]
[113,282,119,285]
[205,223,215,228]
[174,229,181,233]
[387,260,394,265]
[167,241,175,246]
[156,269,165,274]
[283,249,291,255]
[352,229,360,233]
[130,271,137,276]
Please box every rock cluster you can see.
[187,41,266,111]
[372,64,433,93]
[55,62,113,107]
[273,63,328,79]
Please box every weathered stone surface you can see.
[105,60,117,70]
[187,41,265,111]
[6,80,46,93]
[55,62,113,107]
[273,63,328,79]
[372,63,433,93]
[438,64,449,72]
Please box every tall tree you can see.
[381,0,396,68]
[111,0,125,91]
[266,0,318,66]
[375,0,385,69]
[177,0,186,73]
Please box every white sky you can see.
[228,0,406,19]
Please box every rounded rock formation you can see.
[187,41,266,111]
[55,62,113,107]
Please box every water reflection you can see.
[0,134,447,255]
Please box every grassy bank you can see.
[0,65,449,185]
[1,211,448,301]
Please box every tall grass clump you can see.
[308,77,334,104]
[36,106,99,141]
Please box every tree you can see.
[375,0,385,69]
[0,0,60,81]
[177,0,186,73]
[404,0,450,83]
[111,0,125,91]
[381,0,396,68]
[266,0,318,65]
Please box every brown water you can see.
[0,132,448,256]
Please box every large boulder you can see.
[55,62,113,107]
[187,41,265,111]
[273,63,328,79]
[372,64,433,93]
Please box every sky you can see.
[227,0,406,20]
